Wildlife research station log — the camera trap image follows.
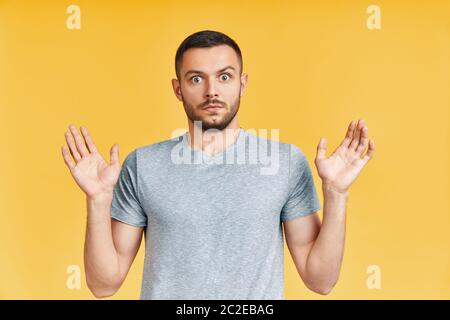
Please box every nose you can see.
[205,77,219,100]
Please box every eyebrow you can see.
[184,66,236,78]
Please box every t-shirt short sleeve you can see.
[281,144,321,222]
[111,149,147,227]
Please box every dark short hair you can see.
[175,30,243,79]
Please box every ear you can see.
[171,78,183,102]
[240,73,248,97]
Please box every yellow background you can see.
[0,0,448,299]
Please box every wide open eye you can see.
[220,73,231,81]
[191,75,202,84]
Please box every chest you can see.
[137,163,288,230]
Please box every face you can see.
[172,45,248,131]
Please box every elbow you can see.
[305,279,337,296]
[302,265,340,296]
[90,287,117,299]
[86,276,121,299]
[88,283,119,299]
[311,285,334,295]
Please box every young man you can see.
[61,30,375,299]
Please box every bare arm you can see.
[62,124,143,298]
[84,194,143,298]
[283,186,348,295]
[284,118,375,295]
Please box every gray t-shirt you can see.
[111,128,321,300]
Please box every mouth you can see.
[203,104,224,112]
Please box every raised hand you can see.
[61,124,121,199]
[314,119,375,194]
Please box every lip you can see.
[203,104,224,111]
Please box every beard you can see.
[181,91,241,131]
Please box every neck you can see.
[186,118,241,156]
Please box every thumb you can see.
[110,144,120,166]
[316,137,327,161]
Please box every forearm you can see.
[304,183,348,293]
[84,193,121,296]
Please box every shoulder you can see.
[136,134,184,154]
[288,143,308,161]
[126,133,185,167]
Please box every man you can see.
[61,30,375,299]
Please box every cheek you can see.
[222,83,241,101]
[182,85,203,102]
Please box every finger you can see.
[65,130,82,162]
[316,137,327,161]
[69,124,89,157]
[80,126,98,153]
[355,125,369,156]
[341,120,356,148]
[362,139,375,164]
[349,119,364,150]
[61,145,76,170]
[110,144,120,166]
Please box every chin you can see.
[200,119,230,131]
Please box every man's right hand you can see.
[61,124,121,199]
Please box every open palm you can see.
[61,125,121,198]
[315,119,375,193]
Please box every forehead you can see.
[180,45,240,75]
